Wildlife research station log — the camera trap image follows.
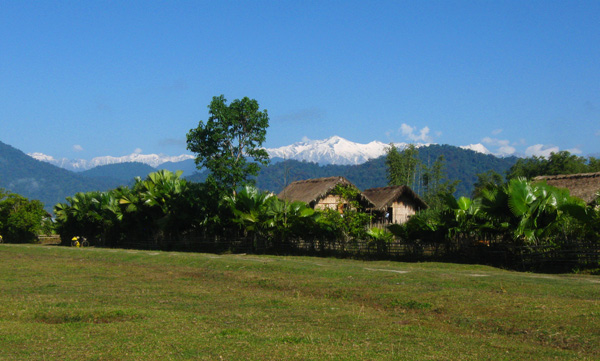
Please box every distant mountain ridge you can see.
[256,144,517,197]
[28,136,496,170]
[79,162,158,183]
[2,139,516,213]
[0,141,122,211]
[28,152,195,171]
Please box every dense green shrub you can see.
[0,189,49,243]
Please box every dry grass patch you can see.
[0,244,598,360]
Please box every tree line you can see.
[4,95,600,271]
[382,143,600,270]
[48,165,599,271]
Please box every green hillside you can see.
[0,141,120,211]
[0,140,518,212]
[255,144,517,196]
[158,159,198,176]
[418,144,518,196]
[80,162,157,183]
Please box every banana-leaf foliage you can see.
[479,178,591,246]
[55,170,206,247]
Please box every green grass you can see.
[0,244,598,360]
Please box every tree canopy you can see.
[385,144,457,209]
[0,188,50,243]
[507,151,600,180]
[386,144,419,187]
[187,95,270,193]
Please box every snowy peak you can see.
[28,152,55,162]
[29,136,495,171]
[266,136,410,165]
[28,152,195,171]
[266,136,497,165]
[87,153,194,168]
[460,143,491,155]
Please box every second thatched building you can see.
[362,185,428,224]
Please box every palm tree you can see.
[121,170,195,248]
[54,192,101,244]
[479,178,588,246]
[440,194,484,249]
[224,185,276,251]
[366,227,394,254]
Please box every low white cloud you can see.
[133,148,143,154]
[492,129,503,135]
[566,148,582,155]
[525,144,560,158]
[73,145,83,152]
[301,136,311,142]
[400,123,433,143]
[481,137,516,156]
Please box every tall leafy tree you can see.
[588,157,600,172]
[422,155,458,209]
[187,95,270,194]
[0,190,48,243]
[386,144,420,187]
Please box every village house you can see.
[277,176,374,212]
[362,185,428,225]
[534,172,600,205]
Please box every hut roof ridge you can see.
[278,176,364,205]
[362,185,427,210]
[534,171,600,181]
[533,171,600,204]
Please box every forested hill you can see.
[1,139,517,212]
[80,162,157,183]
[190,144,518,197]
[420,144,518,196]
[256,145,517,196]
[0,141,120,211]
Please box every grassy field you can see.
[0,244,598,360]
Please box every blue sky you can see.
[1,1,599,159]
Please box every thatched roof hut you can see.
[362,185,427,224]
[534,172,600,204]
[362,185,428,211]
[277,176,374,210]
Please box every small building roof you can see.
[278,176,374,208]
[362,185,428,211]
[534,172,600,204]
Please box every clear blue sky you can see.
[1,1,599,159]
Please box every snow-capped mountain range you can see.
[28,136,493,171]
[266,136,492,164]
[28,152,196,172]
[267,136,405,165]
